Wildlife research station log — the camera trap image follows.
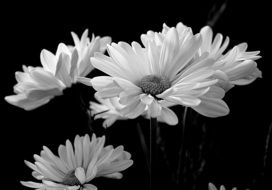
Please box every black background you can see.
[1,0,271,190]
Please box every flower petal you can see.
[192,97,229,117]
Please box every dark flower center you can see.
[138,75,171,96]
[62,170,81,186]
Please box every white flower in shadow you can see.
[5,30,111,110]
[21,134,133,190]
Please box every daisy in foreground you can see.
[21,134,133,190]
[89,22,261,123]
[90,25,222,124]
[5,30,110,110]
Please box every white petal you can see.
[84,184,98,190]
[168,34,202,81]
[74,135,83,167]
[158,107,178,125]
[55,53,72,87]
[91,53,132,80]
[148,100,161,118]
[21,181,44,188]
[5,94,51,110]
[66,140,76,169]
[103,172,123,179]
[99,37,112,51]
[192,97,229,117]
[69,49,79,81]
[76,77,92,86]
[113,77,141,95]
[208,183,217,190]
[75,167,86,184]
[159,27,179,75]
[40,49,57,74]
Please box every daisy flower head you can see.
[90,94,127,128]
[208,183,237,190]
[5,30,111,110]
[199,25,262,91]
[90,21,231,124]
[21,134,133,190]
[4,44,75,110]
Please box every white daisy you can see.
[90,94,126,128]
[21,134,133,190]
[5,45,74,110]
[199,25,261,91]
[5,30,111,110]
[208,183,237,190]
[90,24,227,123]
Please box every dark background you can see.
[1,0,271,190]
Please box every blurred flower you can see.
[90,94,126,128]
[91,23,226,122]
[5,30,111,110]
[208,183,237,190]
[21,134,133,190]
[199,26,261,91]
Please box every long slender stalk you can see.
[149,117,158,190]
[176,107,188,190]
[136,123,150,175]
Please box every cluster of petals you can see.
[89,22,261,124]
[21,134,133,190]
[208,183,237,190]
[90,95,126,128]
[5,30,111,110]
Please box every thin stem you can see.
[137,123,150,175]
[149,117,158,190]
[264,122,272,172]
[176,107,188,190]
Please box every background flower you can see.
[21,134,133,190]
[5,30,111,110]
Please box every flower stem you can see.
[137,123,150,175]
[176,107,188,190]
[149,117,158,190]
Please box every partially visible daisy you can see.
[199,25,261,91]
[70,29,111,80]
[5,45,75,110]
[90,24,227,123]
[21,134,133,190]
[90,94,126,128]
[5,30,111,110]
[208,183,238,190]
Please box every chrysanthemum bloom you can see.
[208,183,237,190]
[90,94,127,128]
[21,134,133,190]
[90,23,227,123]
[5,30,111,110]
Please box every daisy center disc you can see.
[62,170,81,186]
[138,75,171,96]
